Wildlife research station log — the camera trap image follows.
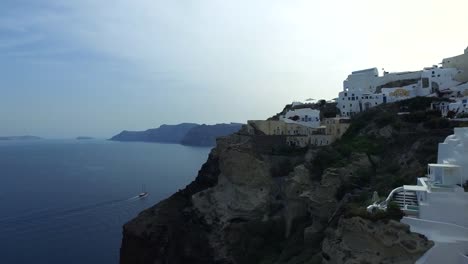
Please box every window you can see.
[350,104,352,107]
[342,105,345,108]
[344,92,347,96]
[422,78,429,88]
[432,71,435,74]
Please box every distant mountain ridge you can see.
[0,136,41,140]
[110,123,242,146]
[181,123,243,146]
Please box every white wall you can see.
[437,127,468,184]
[281,108,321,128]
[422,67,460,91]
[419,190,468,227]
[343,68,379,93]
[402,217,468,264]
[343,68,422,94]
[336,90,384,116]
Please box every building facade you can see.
[442,46,468,83]
[246,117,350,148]
[368,128,468,264]
[280,107,321,128]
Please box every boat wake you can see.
[0,195,149,238]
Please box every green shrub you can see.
[312,147,344,175]
[456,112,468,118]
[344,202,404,222]
[423,117,450,129]
[386,201,404,221]
[375,112,396,128]
[337,136,384,156]
[404,110,427,123]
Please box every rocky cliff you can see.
[120,98,460,264]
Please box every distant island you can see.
[76,136,94,140]
[0,136,41,140]
[110,123,243,147]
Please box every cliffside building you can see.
[368,127,468,263]
[280,107,321,128]
[246,117,350,148]
[442,46,468,83]
[337,49,468,117]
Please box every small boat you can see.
[138,184,149,198]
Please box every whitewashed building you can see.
[422,66,461,93]
[343,68,422,94]
[337,90,385,117]
[442,46,468,83]
[280,107,321,128]
[337,64,467,117]
[368,128,468,264]
[337,68,424,116]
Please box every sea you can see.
[0,139,211,264]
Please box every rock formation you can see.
[120,98,457,264]
[322,217,433,264]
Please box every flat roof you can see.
[428,163,461,168]
[404,185,427,191]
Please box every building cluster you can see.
[246,117,350,148]
[337,47,468,117]
[243,46,468,262]
[245,46,468,149]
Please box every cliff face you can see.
[322,217,433,264]
[120,98,459,264]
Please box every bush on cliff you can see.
[344,201,404,222]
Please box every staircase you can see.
[393,191,419,213]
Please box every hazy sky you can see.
[1,0,468,138]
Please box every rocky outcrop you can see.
[120,98,454,264]
[322,217,434,264]
[120,149,220,264]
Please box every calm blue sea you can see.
[0,139,211,264]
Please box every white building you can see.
[343,68,422,94]
[280,107,321,128]
[442,46,468,83]
[368,128,468,264]
[337,68,424,116]
[421,66,461,93]
[337,65,466,117]
[448,98,468,117]
[336,90,385,117]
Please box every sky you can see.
[1,0,468,138]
